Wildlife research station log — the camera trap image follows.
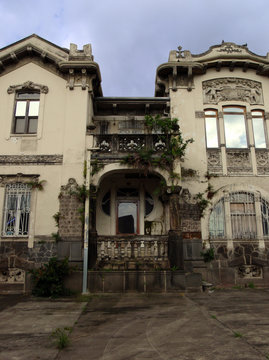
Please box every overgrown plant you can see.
[200,247,215,263]
[121,115,193,184]
[50,327,72,349]
[26,179,46,191]
[52,212,61,243]
[29,257,71,297]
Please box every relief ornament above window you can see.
[203,78,263,105]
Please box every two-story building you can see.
[1,35,269,292]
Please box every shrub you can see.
[29,257,71,297]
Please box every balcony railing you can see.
[97,236,168,262]
[94,134,167,154]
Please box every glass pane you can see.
[252,111,263,116]
[145,192,154,216]
[28,118,38,133]
[252,118,266,148]
[15,101,26,116]
[224,114,247,148]
[118,202,137,233]
[224,107,244,113]
[209,200,225,238]
[17,92,39,99]
[102,192,111,215]
[205,117,218,147]
[14,118,25,133]
[29,101,39,116]
[204,110,216,116]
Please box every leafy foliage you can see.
[200,248,215,263]
[50,327,71,349]
[29,257,71,297]
[121,115,193,180]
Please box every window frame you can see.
[204,109,219,148]
[12,91,40,135]
[223,106,248,149]
[251,109,267,149]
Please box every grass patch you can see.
[50,327,72,349]
[211,315,217,320]
[233,331,243,338]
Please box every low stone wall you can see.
[64,270,202,293]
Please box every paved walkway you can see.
[1,290,269,359]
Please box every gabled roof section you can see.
[0,34,102,96]
[155,42,269,96]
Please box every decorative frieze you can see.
[256,150,269,175]
[0,155,63,165]
[238,265,262,278]
[202,78,263,105]
[226,150,252,174]
[119,136,145,152]
[195,111,205,118]
[207,149,222,173]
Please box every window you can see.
[209,192,269,240]
[13,92,40,134]
[205,109,219,148]
[251,110,266,148]
[2,183,31,236]
[223,107,247,148]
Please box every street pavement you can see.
[1,289,269,359]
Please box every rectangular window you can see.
[252,110,266,148]
[13,92,40,134]
[223,107,247,148]
[2,184,31,236]
[205,109,218,148]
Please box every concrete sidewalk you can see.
[1,290,269,359]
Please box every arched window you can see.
[209,192,269,240]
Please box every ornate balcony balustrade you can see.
[94,134,167,155]
[97,236,168,262]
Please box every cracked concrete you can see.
[1,290,269,359]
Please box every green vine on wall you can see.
[121,115,193,183]
[195,172,218,217]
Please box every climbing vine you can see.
[121,115,193,184]
[195,172,218,217]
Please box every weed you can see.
[170,265,179,271]
[211,315,217,319]
[233,285,243,290]
[200,248,214,263]
[50,327,71,349]
[248,282,255,289]
[76,294,92,302]
[233,331,243,338]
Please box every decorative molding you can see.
[202,78,263,105]
[7,81,48,94]
[195,111,205,118]
[217,44,242,54]
[256,150,269,175]
[0,155,63,165]
[226,150,252,174]
[0,174,39,186]
[119,136,145,152]
[238,265,262,278]
[207,149,222,173]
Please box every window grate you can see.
[2,183,31,236]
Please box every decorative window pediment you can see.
[7,81,48,94]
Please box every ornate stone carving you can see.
[154,139,166,151]
[119,136,145,152]
[7,81,48,94]
[195,111,205,118]
[99,140,111,152]
[238,265,262,278]
[217,43,242,54]
[0,268,25,283]
[226,150,252,174]
[0,174,39,187]
[207,149,222,173]
[203,78,263,105]
[256,150,269,175]
[0,155,63,165]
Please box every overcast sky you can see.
[1,0,269,96]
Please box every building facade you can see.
[1,35,269,292]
